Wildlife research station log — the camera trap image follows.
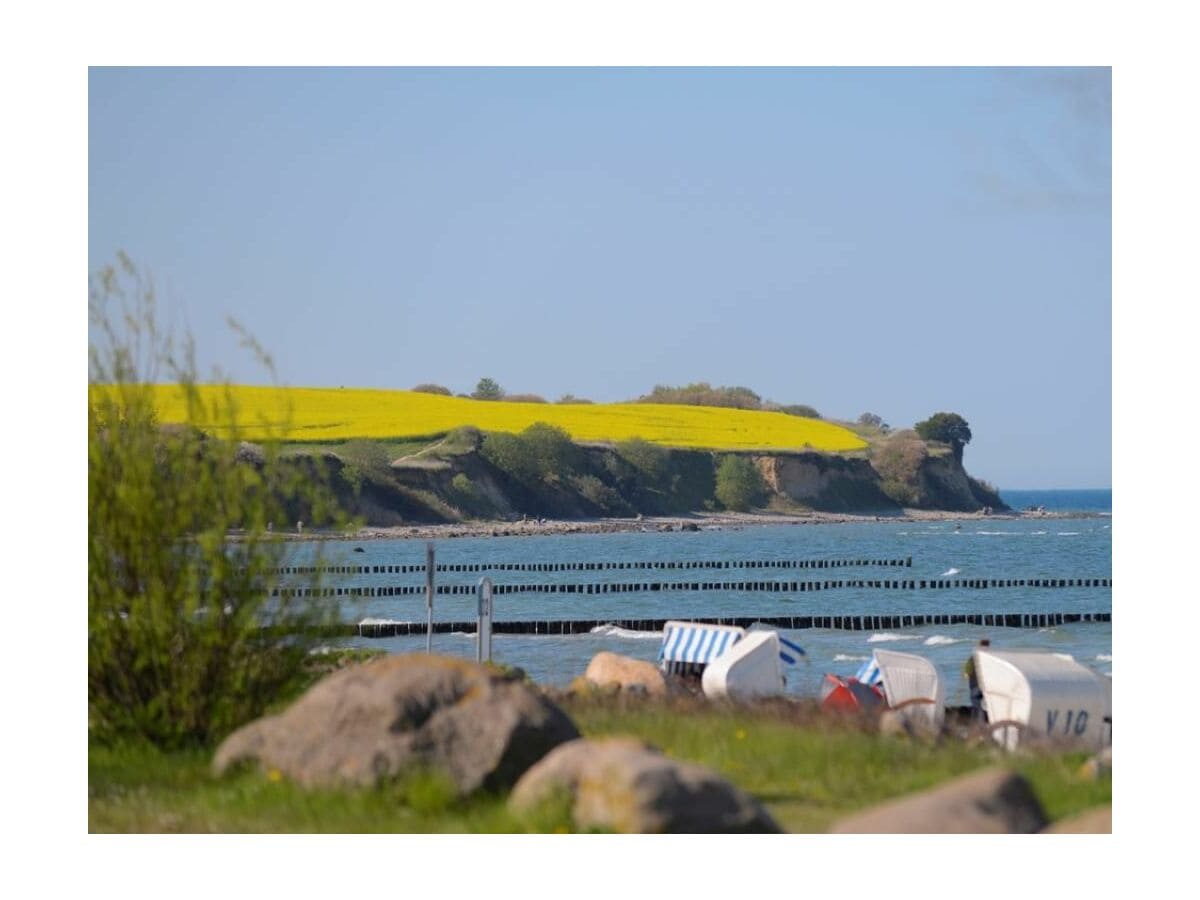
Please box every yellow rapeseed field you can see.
[140,384,867,452]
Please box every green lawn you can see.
[89,695,1110,833]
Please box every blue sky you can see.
[89,67,1110,489]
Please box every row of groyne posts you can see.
[262,543,1113,657]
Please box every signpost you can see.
[425,541,435,653]
[476,577,494,663]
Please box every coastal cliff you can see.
[306,430,1005,526]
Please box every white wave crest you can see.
[1031,530,1048,535]
[975,530,1017,536]
[1057,532,1081,536]
[924,635,966,646]
[940,567,961,577]
[590,624,663,639]
[1096,654,1113,662]
[868,632,920,643]
[833,654,869,662]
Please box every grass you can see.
[89,694,1109,833]
[132,384,868,453]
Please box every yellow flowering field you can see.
[139,384,867,452]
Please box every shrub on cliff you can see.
[89,255,347,748]
[714,455,768,511]
[481,422,581,485]
[571,474,631,515]
[616,437,670,484]
[336,439,393,496]
[870,429,928,507]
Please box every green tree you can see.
[89,255,348,747]
[472,377,504,401]
[714,455,767,511]
[914,412,973,462]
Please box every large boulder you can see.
[509,737,781,833]
[212,654,579,795]
[829,768,1048,833]
[584,652,669,696]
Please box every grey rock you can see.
[509,737,781,833]
[212,654,579,794]
[829,768,1048,833]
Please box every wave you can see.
[975,530,1018,536]
[868,632,920,643]
[1030,530,1048,535]
[1096,654,1113,662]
[924,635,966,646]
[589,624,663,639]
[940,567,961,577]
[833,654,870,662]
[1057,532,1081,536]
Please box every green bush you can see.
[871,429,928,507]
[449,472,487,516]
[615,437,670,483]
[88,256,347,748]
[336,440,393,496]
[714,455,767,511]
[480,422,580,485]
[637,383,763,410]
[570,474,630,515]
[411,383,452,395]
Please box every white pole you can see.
[477,577,494,663]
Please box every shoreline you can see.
[275,508,1110,543]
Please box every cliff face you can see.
[911,454,1000,512]
[315,438,1004,525]
[754,453,899,513]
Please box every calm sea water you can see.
[289,501,1113,704]
[1001,488,1111,513]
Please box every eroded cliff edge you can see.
[305,429,1005,526]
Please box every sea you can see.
[288,488,1112,705]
